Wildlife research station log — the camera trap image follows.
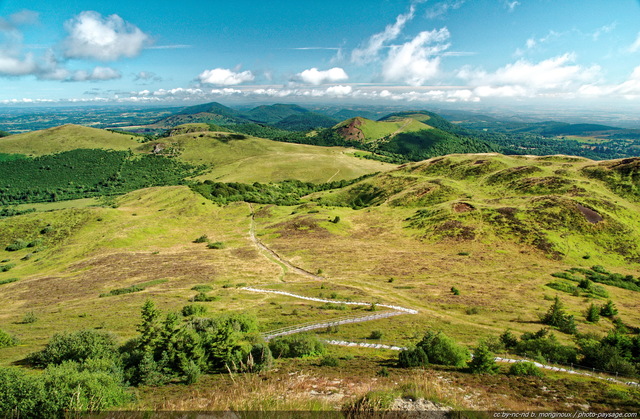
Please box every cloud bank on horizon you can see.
[0,0,640,108]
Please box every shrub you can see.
[319,355,340,367]
[191,284,213,293]
[41,360,132,414]
[515,328,577,364]
[369,330,383,340]
[0,361,132,417]
[207,241,225,249]
[0,328,17,348]
[376,367,390,377]
[28,329,119,367]
[181,304,208,317]
[180,359,201,385]
[398,347,429,368]
[0,277,19,285]
[20,311,37,324]
[244,343,273,373]
[540,296,577,334]
[192,292,216,302]
[269,334,326,358]
[451,286,460,295]
[416,331,470,367]
[500,329,518,349]
[585,303,600,323]
[468,343,498,374]
[331,216,340,224]
[600,300,618,317]
[193,235,208,243]
[99,284,144,297]
[509,361,543,377]
[5,239,28,251]
[0,263,16,272]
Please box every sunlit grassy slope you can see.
[139,130,396,183]
[0,124,396,183]
[333,116,431,142]
[1,154,639,370]
[0,125,141,155]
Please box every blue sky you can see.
[1,0,640,109]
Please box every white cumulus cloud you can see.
[296,67,348,85]
[0,51,37,76]
[63,11,150,61]
[198,68,255,85]
[351,5,415,65]
[382,28,451,86]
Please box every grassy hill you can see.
[151,102,249,128]
[140,129,396,183]
[333,116,431,142]
[0,124,141,156]
[243,103,311,124]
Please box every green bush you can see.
[207,241,225,249]
[0,367,44,416]
[28,329,118,367]
[0,277,19,285]
[193,235,208,243]
[0,263,16,272]
[398,347,429,368]
[5,239,28,251]
[41,360,132,414]
[415,331,470,367]
[181,304,208,317]
[0,328,17,348]
[0,361,132,417]
[20,311,37,324]
[191,284,213,293]
[319,355,340,367]
[99,284,144,297]
[245,343,273,373]
[515,328,577,364]
[509,361,543,377]
[468,343,498,374]
[369,330,383,340]
[192,292,216,302]
[451,286,460,295]
[540,296,577,334]
[269,334,326,358]
[585,303,600,323]
[600,300,618,317]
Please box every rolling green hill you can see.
[152,102,249,128]
[0,124,141,156]
[333,116,431,142]
[140,129,396,183]
[330,115,499,161]
[243,103,311,124]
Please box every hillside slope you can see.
[139,129,396,183]
[0,124,141,156]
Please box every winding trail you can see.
[248,204,324,281]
